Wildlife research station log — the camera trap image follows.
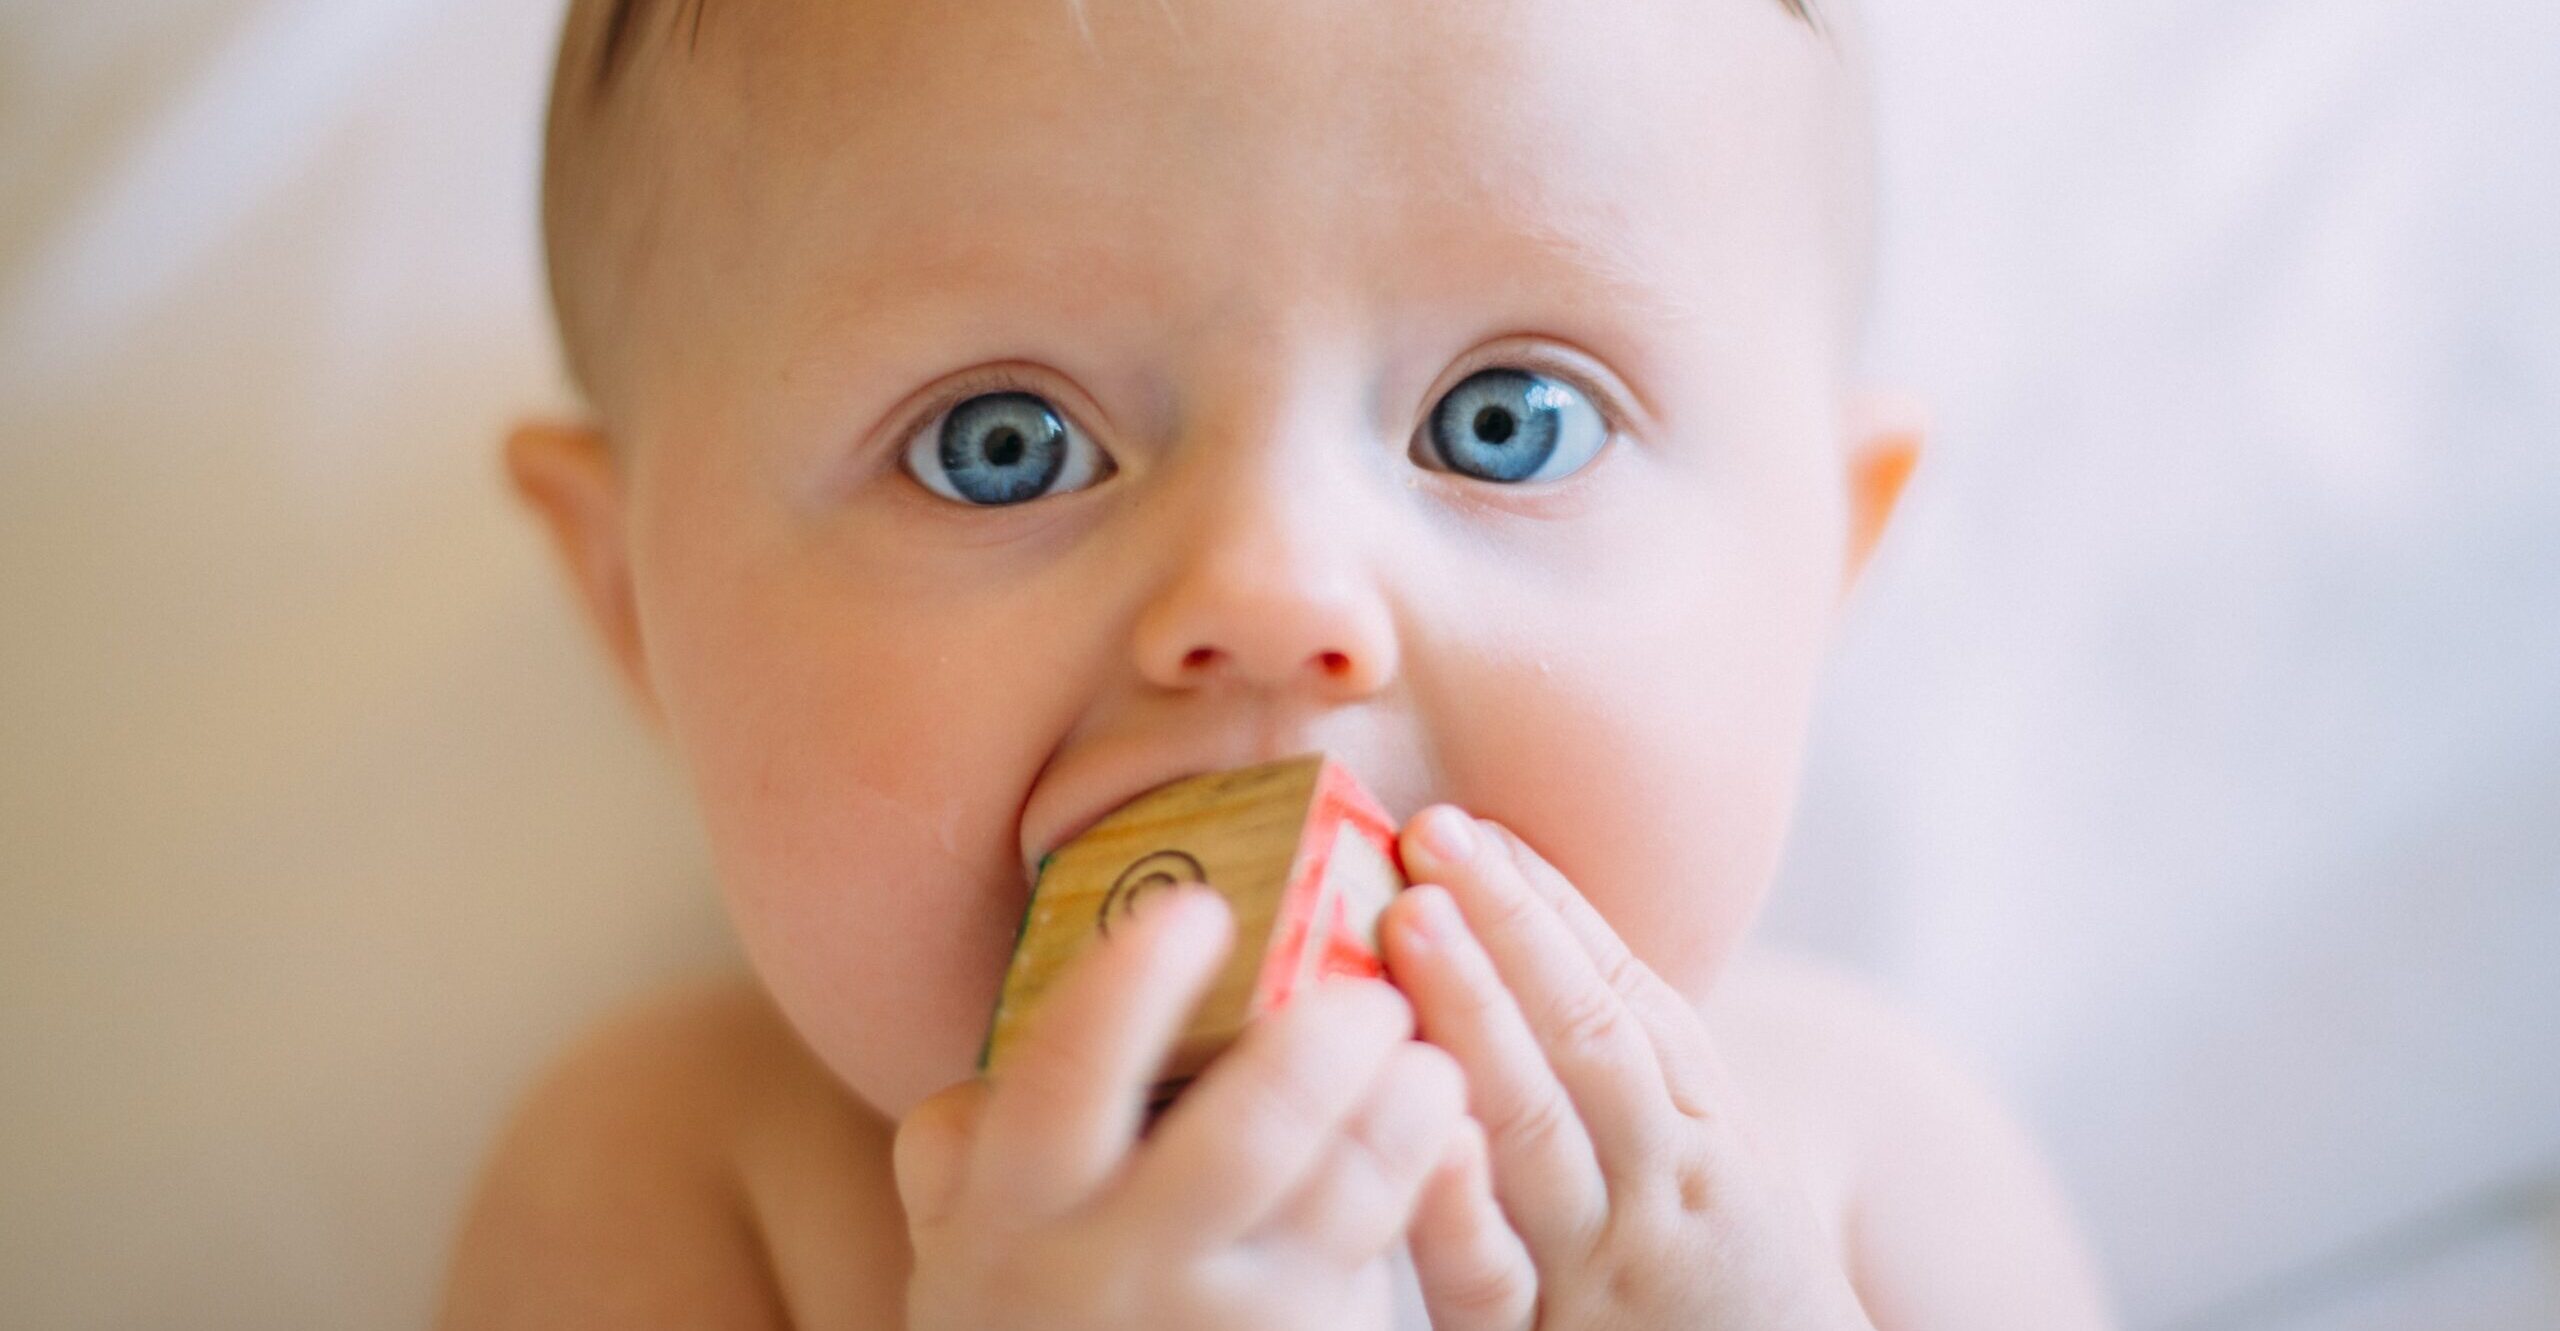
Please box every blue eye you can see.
[1418,368,1608,484]
[904,390,1112,506]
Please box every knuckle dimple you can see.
[1481,880,1545,934]
[1595,943,1647,997]
[1677,1160,1715,1214]
[1434,1251,1530,1323]
[1492,1084,1576,1157]
[1602,1243,1670,1309]
[1545,986,1624,1057]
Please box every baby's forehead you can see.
[547,0,1866,404]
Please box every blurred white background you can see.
[2,0,2554,1326]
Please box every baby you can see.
[440,0,2118,1326]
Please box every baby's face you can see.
[541,0,1903,1120]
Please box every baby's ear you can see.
[1838,389,1927,603]
[503,419,662,729]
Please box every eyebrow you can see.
[592,0,1820,90]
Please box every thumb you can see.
[892,1078,990,1231]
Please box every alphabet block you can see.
[978,753,1407,1110]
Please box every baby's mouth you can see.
[1017,724,1419,883]
[1020,763,1219,881]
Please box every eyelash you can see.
[901,365,1069,446]
[1425,351,1625,446]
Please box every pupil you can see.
[1475,407,1517,445]
[986,428,1025,468]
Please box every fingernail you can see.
[1417,807,1477,865]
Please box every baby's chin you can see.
[748,930,1009,1126]
[702,830,1033,1124]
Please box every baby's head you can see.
[512,0,1922,1121]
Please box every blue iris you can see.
[937,392,1069,505]
[1427,369,1580,483]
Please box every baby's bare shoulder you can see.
[437,974,906,1331]
[1710,945,2117,1330]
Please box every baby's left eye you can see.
[1414,368,1608,484]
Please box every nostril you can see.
[1317,651,1352,677]
[1183,647,1221,671]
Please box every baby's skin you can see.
[440,0,2119,1326]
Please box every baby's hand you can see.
[1384,808,1875,1331]
[894,885,1470,1331]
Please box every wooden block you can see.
[978,753,1407,1106]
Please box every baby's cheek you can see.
[712,773,1023,1122]
[647,585,1064,1121]
[1445,692,1795,992]
[1420,588,1831,998]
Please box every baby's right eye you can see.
[903,390,1114,507]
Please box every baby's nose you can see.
[1129,519,1399,700]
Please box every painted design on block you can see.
[1097,849,1208,939]
[980,753,1407,1085]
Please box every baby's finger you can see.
[1479,819,1735,1122]
[1112,976,1417,1253]
[968,885,1233,1225]
[1401,808,1680,1195]
[1383,877,1608,1261]
[1251,1040,1468,1267]
[1407,1116,1538,1331]
[891,1077,991,1231]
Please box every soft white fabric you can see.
[1769,1,2560,1322]
[1,1,2553,1327]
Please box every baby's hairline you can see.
[586,0,1827,95]
[545,0,1873,419]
